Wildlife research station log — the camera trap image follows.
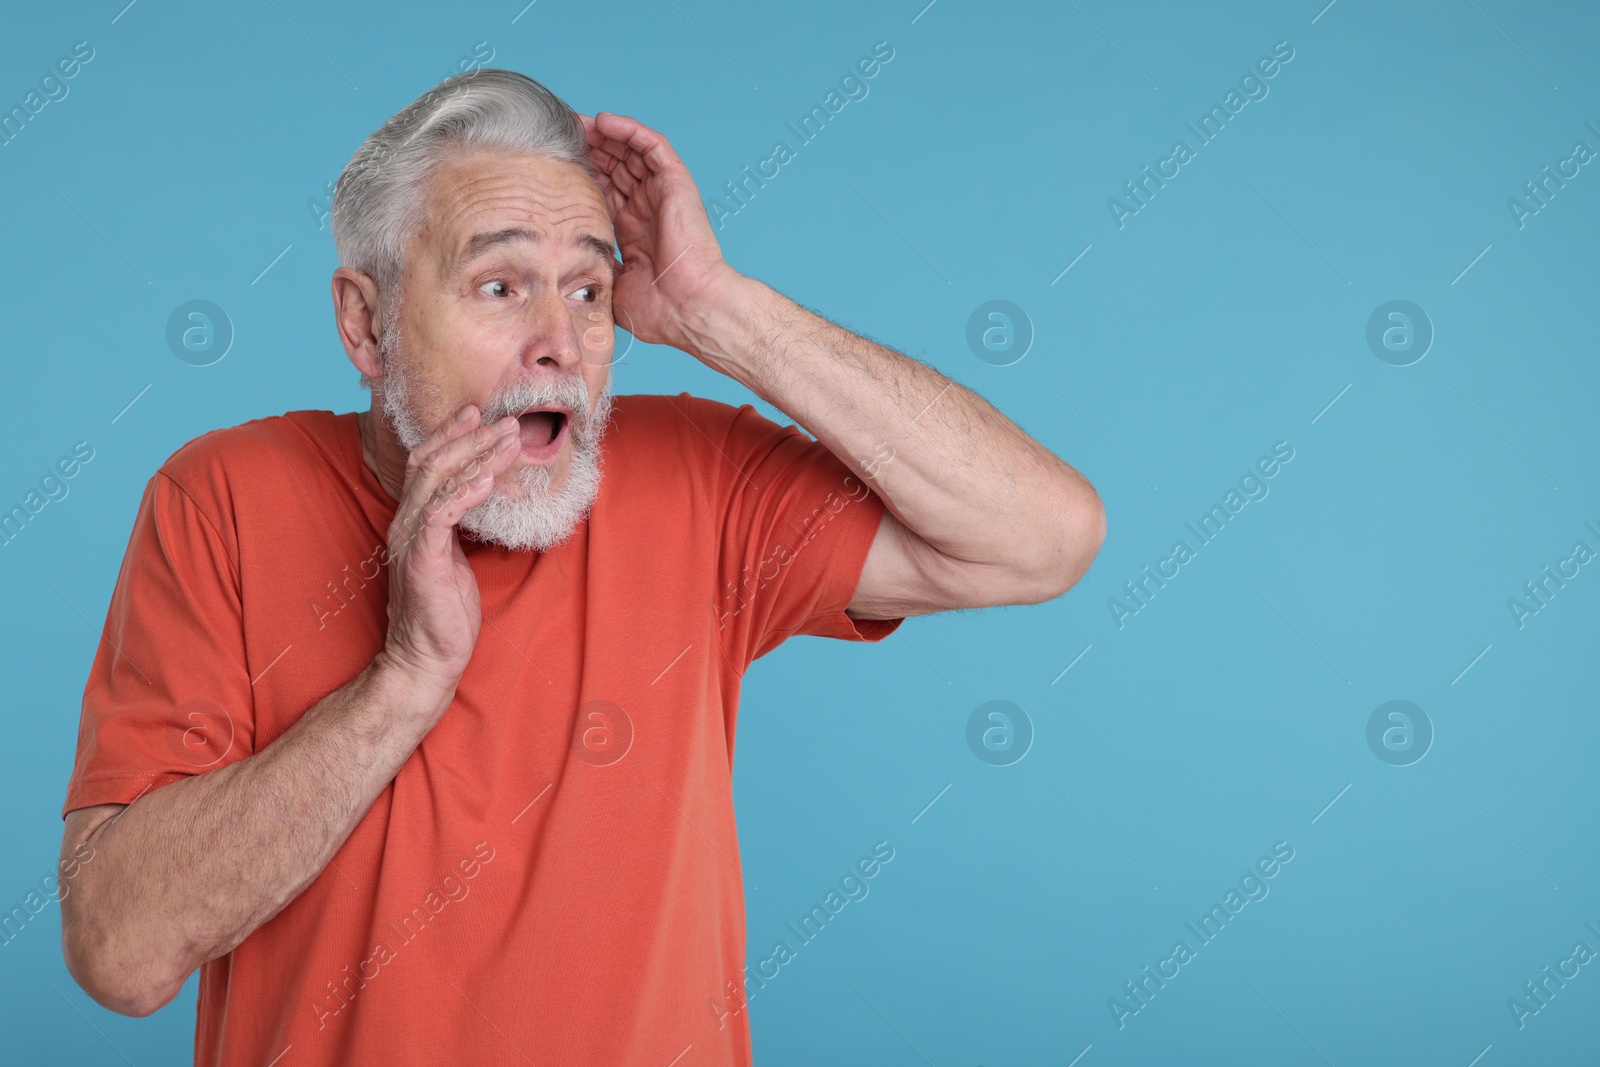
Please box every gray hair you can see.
[331,68,604,388]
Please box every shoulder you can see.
[154,409,349,522]
[160,410,343,477]
[609,391,743,438]
[608,391,803,459]
[605,392,817,499]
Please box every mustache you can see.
[478,375,603,436]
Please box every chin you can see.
[456,450,602,553]
[501,455,570,496]
[452,383,612,552]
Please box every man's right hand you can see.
[377,404,522,705]
[60,401,522,1014]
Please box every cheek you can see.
[407,341,496,416]
[580,308,615,357]
[447,310,524,366]
[407,302,464,363]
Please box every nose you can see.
[520,287,583,373]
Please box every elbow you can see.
[1025,485,1107,604]
[57,805,196,1018]
[103,988,172,1020]
[62,905,188,1018]
[1080,489,1109,572]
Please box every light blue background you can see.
[2,0,1597,1063]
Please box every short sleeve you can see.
[61,470,255,817]
[703,399,905,669]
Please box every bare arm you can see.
[579,110,1106,621]
[61,405,523,1016]
[680,276,1107,617]
[62,658,448,1016]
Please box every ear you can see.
[332,267,387,381]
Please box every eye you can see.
[479,280,511,298]
[573,284,600,302]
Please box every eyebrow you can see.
[451,226,617,279]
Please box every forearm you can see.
[681,273,1103,575]
[62,655,452,1016]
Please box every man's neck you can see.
[357,408,407,504]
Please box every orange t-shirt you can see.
[62,392,901,1066]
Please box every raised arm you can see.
[580,110,1105,621]
[678,278,1106,618]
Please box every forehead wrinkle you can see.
[431,204,613,282]
[418,158,611,282]
[448,226,617,281]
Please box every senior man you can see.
[58,69,1104,1065]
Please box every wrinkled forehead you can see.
[414,150,615,281]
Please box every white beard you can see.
[377,319,614,552]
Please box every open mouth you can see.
[518,409,566,444]
[514,407,571,461]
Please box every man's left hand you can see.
[578,111,739,354]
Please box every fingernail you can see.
[456,405,476,424]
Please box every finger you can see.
[423,425,524,533]
[585,134,643,179]
[593,151,642,197]
[407,465,496,561]
[593,111,685,175]
[582,160,621,204]
[404,402,483,474]
[601,183,629,223]
[591,134,651,185]
[585,154,642,214]
[586,131,652,187]
[415,419,517,509]
[586,142,634,185]
[588,184,629,232]
[424,463,497,532]
[621,148,650,186]
[447,424,524,499]
[580,114,615,167]
[578,114,629,164]
[399,417,518,529]
[396,434,518,559]
[420,414,518,483]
